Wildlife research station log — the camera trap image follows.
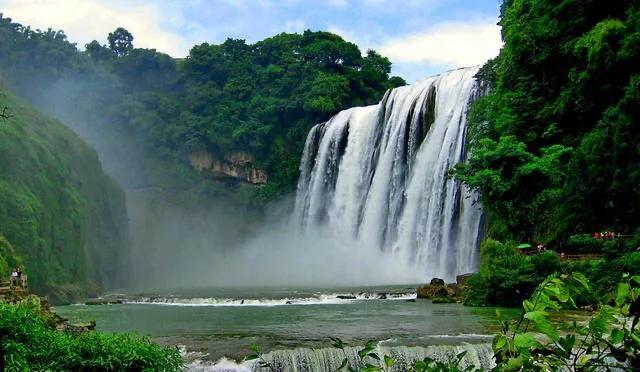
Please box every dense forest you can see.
[456,0,640,245]
[455,0,640,311]
[0,15,404,203]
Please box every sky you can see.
[0,0,503,82]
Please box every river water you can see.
[55,285,517,371]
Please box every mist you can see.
[8,71,425,291]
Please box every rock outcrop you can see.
[417,274,474,304]
[188,150,268,184]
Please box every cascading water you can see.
[186,343,495,371]
[294,67,483,281]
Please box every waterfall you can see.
[294,67,483,282]
[186,343,495,371]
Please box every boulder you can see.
[336,295,357,300]
[417,279,464,304]
[456,273,474,287]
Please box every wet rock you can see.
[336,295,357,300]
[85,299,110,305]
[417,279,464,304]
[405,299,417,303]
[456,273,473,287]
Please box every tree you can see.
[108,27,134,57]
[85,40,111,61]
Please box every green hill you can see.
[0,88,129,302]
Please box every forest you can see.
[0,16,404,202]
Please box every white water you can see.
[185,343,495,371]
[123,291,416,307]
[294,67,483,282]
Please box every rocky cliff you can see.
[188,150,268,185]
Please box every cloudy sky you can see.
[0,0,503,82]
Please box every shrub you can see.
[464,240,561,307]
[0,300,183,371]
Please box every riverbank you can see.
[0,283,183,370]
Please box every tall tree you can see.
[108,27,134,57]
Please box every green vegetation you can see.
[0,298,182,371]
[0,89,129,301]
[454,1,640,244]
[0,14,405,203]
[463,240,562,307]
[490,272,640,370]
[464,238,640,308]
[0,236,21,277]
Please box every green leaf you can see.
[524,310,560,341]
[244,354,260,361]
[513,333,542,349]
[493,335,508,351]
[610,328,624,344]
[558,335,576,353]
[384,355,395,368]
[615,283,630,307]
[367,352,381,361]
[249,343,261,354]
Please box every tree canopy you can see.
[455,1,640,245]
[0,15,405,202]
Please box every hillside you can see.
[0,88,130,302]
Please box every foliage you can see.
[0,235,21,277]
[0,300,182,371]
[0,15,406,203]
[464,240,561,307]
[493,272,640,370]
[455,1,640,244]
[0,89,129,299]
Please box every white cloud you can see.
[377,19,502,68]
[0,0,192,56]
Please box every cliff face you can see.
[0,89,130,302]
[188,150,268,185]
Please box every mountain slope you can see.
[0,88,130,301]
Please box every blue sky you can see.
[0,0,503,81]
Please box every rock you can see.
[446,283,463,298]
[189,150,268,184]
[456,273,473,287]
[431,296,455,304]
[378,293,388,300]
[417,280,464,304]
[405,298,417,302]
[85,298,122,305]
[336,295,357,300]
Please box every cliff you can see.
[188,149,268,185]
[0,89,130,303]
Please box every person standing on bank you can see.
[10,268,18,286]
